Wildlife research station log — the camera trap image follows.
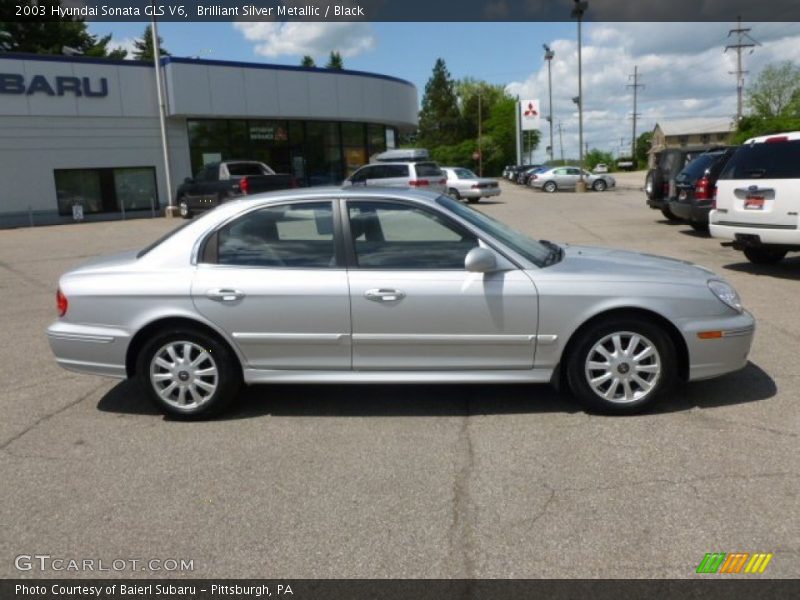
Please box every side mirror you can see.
[184,177,194,184]
[465,247,498,273]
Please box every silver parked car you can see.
[442,167,501,204]
[343,148,446,194]
[48,188,754,418]
[530,166,616,192]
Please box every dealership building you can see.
[0,53,418,228]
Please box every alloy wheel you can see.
[149,341,218,410]
[584,331,661,404]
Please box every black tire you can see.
[593,179,607,192]
[178,198,192,219]
[447,188,461,200]
[566,317,677,415]
[743,247,787,265]
[543,181,557,193]
[689,221,709,233]
[645,169,663,201]
[661,205,681,222]
[135,327,242,419]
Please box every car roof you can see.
[229,185,444,207]
[744,131,800,144]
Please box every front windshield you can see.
[436,196,552,266]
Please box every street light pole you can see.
[478,93,483,177]
[544,45,555,165]
[151,4,176,216]
[572,0,588,192]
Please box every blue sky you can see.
[88,21,800,163]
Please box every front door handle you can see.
[364,288,405,303]
[206,288,245,302]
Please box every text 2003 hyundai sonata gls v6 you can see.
[48,188,754,418]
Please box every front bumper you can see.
[680,310,755,381]
[47,321,130,378]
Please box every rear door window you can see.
[720,140,800,179]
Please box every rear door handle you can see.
[364,288,405,303]
[206,288,245,302]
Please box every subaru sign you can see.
[0,74,108,97]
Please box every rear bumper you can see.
[710,218,800,246]
[680,310,755,381]
[669,199,711,223]
[461,187,501,199]
[47,321,130,378]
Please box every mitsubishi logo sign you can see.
[520,98,541,131]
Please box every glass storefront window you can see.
[342,122,365,147]
[114,168,158,212]
[368,124,386,155]
[55,170,103,215]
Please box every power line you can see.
[725,16,760,123]
[627,65,643,160]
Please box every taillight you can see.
[409,179,430,187]
[712,187,718,209]
[662,181,669,195]
[56,289,68,317]
[438,178,446,185]
[240,176,250,194]
[765,136,789,144]
[695,176,711,200]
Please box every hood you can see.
[552,244,715,282]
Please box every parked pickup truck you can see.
[176,161,296,218]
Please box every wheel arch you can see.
[555,306,689,388]
[125,316,243,378]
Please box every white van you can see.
[709,131,800,264]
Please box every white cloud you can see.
[507,22,800,162]
[109,37,138,59]
[233,22,375,59]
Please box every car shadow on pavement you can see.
[655,219,686,226]
[723,257,800,281]
[97,361,775,420]
[678,228,710,238]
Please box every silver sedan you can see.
[530,166,616,192]
[442,167,501,203]
[48,188,754,418]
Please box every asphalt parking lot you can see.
[0,182,797,579]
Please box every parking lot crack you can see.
[0,382,106,451]
[446,399,477,579]
[526,486,556,532]
[0,258,51,291]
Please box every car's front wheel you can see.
[447,188,461,200]
[592,179,607,192]
[135,328,242,419]
[743,247,787,265]
[566,317,677,414]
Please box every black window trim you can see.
[340,197,503,271]
[196,198,346,270]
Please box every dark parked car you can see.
[518,166,545,185]
[176,161,296,218]
[645,147,724,220]
[507,165,537,182]
[668,148,736,231]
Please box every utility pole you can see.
[151,3,175,216]
[557,121,565,165]
[572,0,588,191]
[627,65,643,163]
[725,17,759,123]
[478,93,483,176]
[544,44,555,164]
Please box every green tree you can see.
[325,51,343,70]
[418,58,465,148]
[0,2,126,58]
[747,61,800,119]
[585,148,615,171]
[132,25,170,61]
[635,131,652,168]
[300,55,316,68]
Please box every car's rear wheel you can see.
[743,247,787,265]
[136,328,242,419]
[543,181,557,193]
[566,317,677,414]
[593,179,607,192]
[645,169,663,201]
[661,205,680,221]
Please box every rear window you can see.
[414,162,443,177]
[677,153,720,183]
[720,140,800,180]
[227,163,269,176]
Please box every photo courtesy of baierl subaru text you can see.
[1,0,798,597]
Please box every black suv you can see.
[668,148,736,231]
[645,147,725,220]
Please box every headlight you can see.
[708,280,743,312]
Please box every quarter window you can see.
[347,201,478,269]
[216,202,336,268]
